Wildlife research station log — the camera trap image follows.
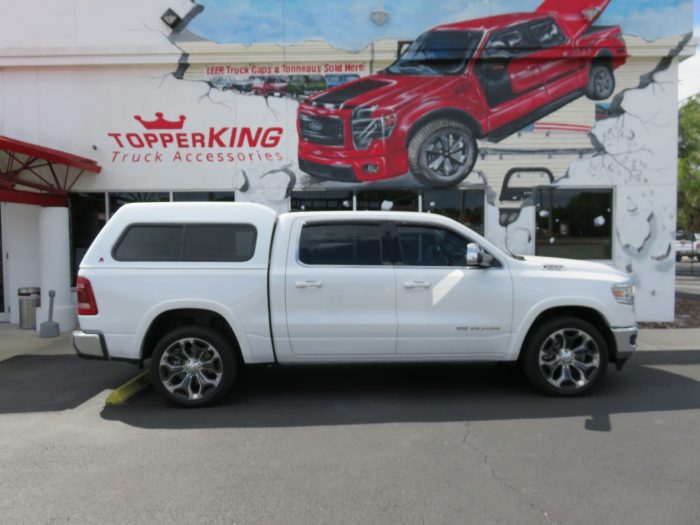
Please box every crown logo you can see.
[134,112,186,130]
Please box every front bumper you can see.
[611,325,638,370]
[72,330,109,361]
[298,145,409,182]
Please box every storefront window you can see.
[108,192,169,216]
[290,191,353,211]
[423,189,485,234]
[535,188,613,260]
[69,193,107,284]
[356,190,418,212]
[172,192,236,202]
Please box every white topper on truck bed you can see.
[73,202,637,406]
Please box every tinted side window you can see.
[113,223,257,262]
[182,224,256,261]
[113,225,183,260]
[529,19,566,49]
[299,223,382,265]
[483,26,528,58]
[397,225,469,267]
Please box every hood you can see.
[521,255,628,280]
[308,75,459,110]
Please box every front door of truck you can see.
[285,220,397,357]
[392,222,513,358]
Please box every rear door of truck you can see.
[281,218,397,358]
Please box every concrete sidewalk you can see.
[1,322,698,362]
[0,323,72,361]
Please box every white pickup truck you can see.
[73,202,637,406]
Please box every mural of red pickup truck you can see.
[297,0,627,187]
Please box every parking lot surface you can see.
[1,329,699,524]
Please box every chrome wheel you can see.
[422,130,475,183]
[538,328,601,390]
[158,337,223,402]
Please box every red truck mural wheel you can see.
[408,119,477,187]
[586,64,616,100]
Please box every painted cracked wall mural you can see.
[101,0,692,320]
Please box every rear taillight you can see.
[76,276,98,315]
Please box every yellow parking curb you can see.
[105,371,151,406]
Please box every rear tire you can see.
[150,325,237,407]
[522,317,608,397]
[408,118,477,188]
[585,64,615,101]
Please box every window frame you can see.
[296,220,393,267]
[390,221,503,269]
[482,23,534,59]
[111,222,258,263]
[525,17,568,50]
[533,186,615,262]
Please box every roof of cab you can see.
[433,12,544,33]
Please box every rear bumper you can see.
[611,325,638,370]
[72,330,109,361]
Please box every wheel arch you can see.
[137,301,250,364]
[405,107,483,148]
[512,305,618,364]
[592,49,614,69]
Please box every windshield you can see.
[386,30,482,76]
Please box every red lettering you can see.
[262,127,283,147]
[108,133,124,148]
[176,133,189,148]
[208,127,228,147]
[191,133,205,147]
[126,133,144,148]
[238,127,262,147]
[144,133,158,148]
[228,128,238,147]
[161,133,174,148]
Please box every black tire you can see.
[522,316,608,397]
[408,118,477,188]
[676,253,682,262]
[585,63,615,101]
[150,325,237,407]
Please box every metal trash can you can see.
[18,287,41,330]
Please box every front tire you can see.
[522,317,608,397]
[150,325,237,407]
[585,64,615,101]
[408,118,477,187]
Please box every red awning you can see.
[0,135,101,206]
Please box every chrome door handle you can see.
[295,280,323,288]
[403,281,431,289]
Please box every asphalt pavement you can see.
[1,325,700,524]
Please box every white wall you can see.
[3,203,40,324]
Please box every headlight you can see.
[611,282,635,305]
[351,106,396,150]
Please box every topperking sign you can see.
[107,112,286,165]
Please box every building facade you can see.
[0,0,696,328]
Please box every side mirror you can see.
[466,243,484,266]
